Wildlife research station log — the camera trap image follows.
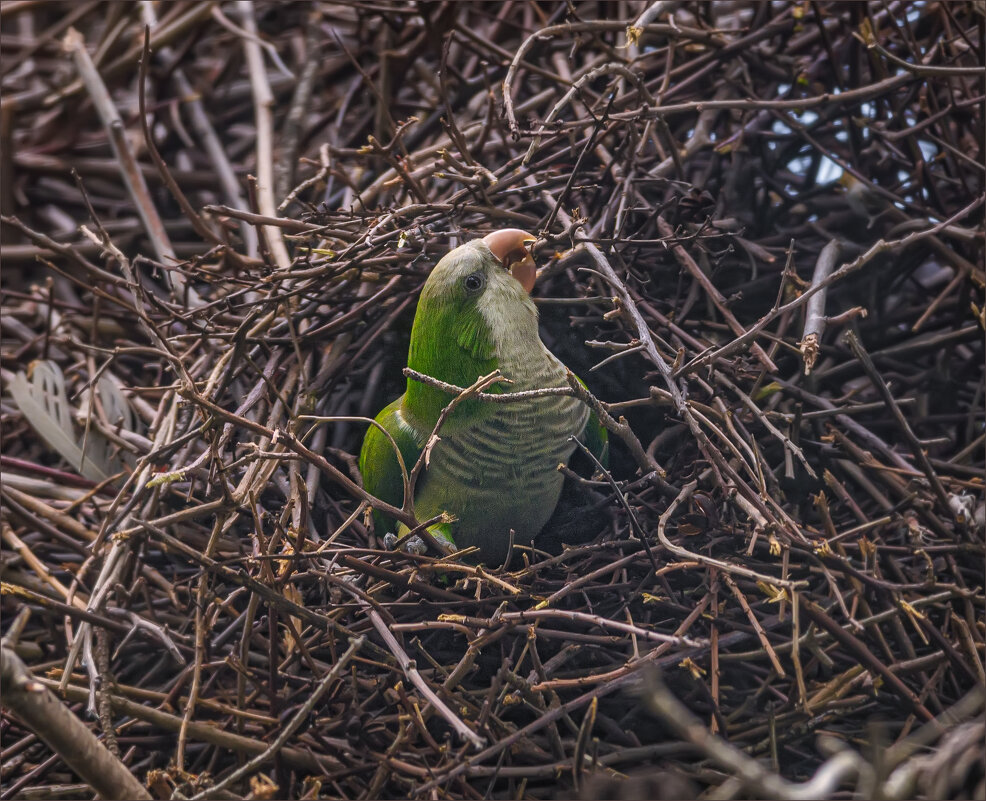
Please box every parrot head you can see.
[404,229,541,419]
[482,228,538,293]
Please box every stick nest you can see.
[1,3,983,799]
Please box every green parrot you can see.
[358,229,608,565]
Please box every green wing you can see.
[358,396,425,532]
[582,408,609,468]
[572,374,609,469]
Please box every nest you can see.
[1,3,983,799]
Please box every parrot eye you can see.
[463,272,485,294]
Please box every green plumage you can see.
[359,238,607,564]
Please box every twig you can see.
[235,0,291,270]
[63,27,199,304]
[799,240,842,375]
[189,637,364,800]
[1,643,151,800]
[657,215,777,372]
[364,604,485,749]
[642,666,867,800]
[656,481,805,590]
[138,1,258,258]
[843,330,952,514]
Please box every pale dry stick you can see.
[912,267,966,332]
[403,369,572,404]
[235,0,291,270]
[799,240,842,375]
[533,552,639,609]
[312,502,367,551]
[0,644,152,800]
[418,563,521,596]
[44,2,217,108]
[658,481,805,591]
[674,196,984,379]
[689,405,758,480]
[63,28,200,305]
[884,688,985,775]
[642,668,870,800]
[212,4,293,78]
[884,715,986,799]
[363,603,485,749]
[734,492,770,548]
[136,27,234,263]
[229,363,300,511]
[443,603,509,693]
[628,1,679,56]
[204,204,323,233]
[572,695,598,793]
[189,637,365,800]
[60,539,127,709]
[496,610,704,648]
[277,9,321,203]
[139,1,258,258]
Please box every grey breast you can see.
[437,349,589,490]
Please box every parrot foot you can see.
[382,532,428,556]
[403,535,428,555]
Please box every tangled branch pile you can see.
[1,2,983,799]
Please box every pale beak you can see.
[482,228,537,293]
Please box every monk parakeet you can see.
[359,229,608,565]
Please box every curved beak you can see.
[482,228,537,293]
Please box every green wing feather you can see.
[582,407,609,468]
[572,374,609,468]
[358,397,425,532]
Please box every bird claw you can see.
[382,532,428,556]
